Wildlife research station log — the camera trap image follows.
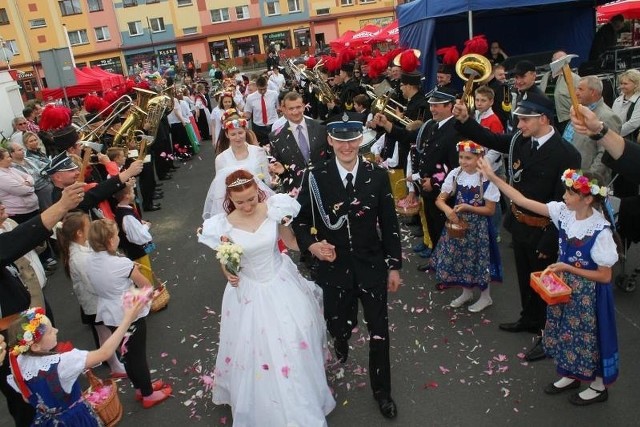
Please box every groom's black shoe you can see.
[334,339,349,363]
[375,394,398,419]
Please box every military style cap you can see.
[327,113,364,141]
[513,92,555,117]
[511,60,536,77]
[401,71,422,86]
[427,86,457,104]
[43,151,78,175]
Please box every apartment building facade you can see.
[0,0,403,100]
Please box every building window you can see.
[59,0,82,16]
[29,18,46,28]
[146,0,160,3]
[359,0,375,3]
[266,1,280,15]
[123,0,138,7]
[149,17,165,32]
[287,0,300,12]
[210,8,230,23]
[68,29,89,45]
[95,26,111,41]
[128,21,143,36]
[87,0,103,11]
[6,39,18,55]
[177,0,192,6]
[340,0,354,5]
[183,26,197,35]
[0,8,9,25]
[316,8,329,15]
[236,5,249,19]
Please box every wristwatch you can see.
[589,122,609,141]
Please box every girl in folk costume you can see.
[6,302,145,426]
[194,83,211,140]
[57,211,127,378]
[433,141,502,312]
[113,186,156,283]
[85,219,172,409]
[478,161,620,406]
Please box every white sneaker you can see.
[468,297,493,313]
[450,293,473,308]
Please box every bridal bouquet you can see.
[215,238,243,276]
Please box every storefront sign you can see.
[90,56,124,75]
[17,71,34,80]
[231,35,260,56]
[158,48,177,57]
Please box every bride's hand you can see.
[221,264,239,286]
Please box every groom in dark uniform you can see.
[292,114,402,419]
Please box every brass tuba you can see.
[112,87,156,150]
[455,53,492,110]
[143,85,174,139]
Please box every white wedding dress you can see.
[199,195,335,427]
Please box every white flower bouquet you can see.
[215,238,243,276]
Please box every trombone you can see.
[75,94,137,143]
[370,93,412,127]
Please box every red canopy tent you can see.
[329,30,356,50]
[348,24,380,47]
[368,20,399,44]
[40,68,110,100]
[80,67,114,90]
[89,66,125,86]
[597,0,640,23]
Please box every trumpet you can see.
[371,94,412,127]
[455,53,492,111]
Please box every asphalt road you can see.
[2,141,640,427]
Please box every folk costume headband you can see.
[222,108,247,129]
[10,307,47,356]
[457,140,485,154]
[561,169,608,197]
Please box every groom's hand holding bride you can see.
[309,240,337,262]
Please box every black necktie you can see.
[530,139,539,154]
[345,173,355,194]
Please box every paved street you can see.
[2,141,640,427]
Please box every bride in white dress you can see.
[199,169,335,427]
[203,110,272,220]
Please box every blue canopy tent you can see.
[398,0,610,89]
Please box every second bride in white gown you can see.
[199,169,335,427]
[203,109,272,219]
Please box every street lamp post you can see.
[146,17,160,70]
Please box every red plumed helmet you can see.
[38,104,72,131]
[84,94,107,114]
[367,56,389,79]
[103,90,119,105]
[305,56,317,69]
[125,78,136,93]
[338,48,357,67]
[136,80,151,90]
[462,35,489,56]
[394,49,421,73]
[361,44,373,57]
[436,46,460,65]
[385,48,404,66]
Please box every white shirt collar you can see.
[288,119,306,132]
[532,126,555,148]
[437,115,454,128]
[335,158,360,185]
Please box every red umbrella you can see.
[367,20,399,44]
[348,24,381,47]
[329,30,356,50]
[597,0,640,23]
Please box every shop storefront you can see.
[90,56,124,75]
[157,48,178,67]
[16,70,38,101]
[263,30,291,52]
[124,51,155,74]
[293,28,311,53]
[230,35,260,57]
[209,40,230,62]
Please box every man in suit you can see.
[292,115,402,419]
[373,86,462,271]
[268,91,330,194]
[452,91,581,361]
[567,75,621,184]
